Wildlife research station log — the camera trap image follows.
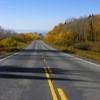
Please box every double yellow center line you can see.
[43,58,68,100]
[44,67,58,100]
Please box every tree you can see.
[88,14,95,41]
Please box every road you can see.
[0,40,100,100]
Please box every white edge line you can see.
[61,53,100,67]
[0,52,18,62]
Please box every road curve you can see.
[0,40,100,100]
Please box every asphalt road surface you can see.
[0,40,100,100]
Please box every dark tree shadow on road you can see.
[0,65,99,83]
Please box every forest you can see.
[44,14,100,62]
[0,27,41,54]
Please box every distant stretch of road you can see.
[0,40,100,100]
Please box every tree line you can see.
[45,14,100,52]
[0,26,16,39]
[0,26,42,53]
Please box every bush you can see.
[89,42,100,52]
[61,47,75,53]
[74,43,90,50]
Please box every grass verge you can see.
[46,43,100,64]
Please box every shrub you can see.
[89,42,100,52]
[74,43,90,50]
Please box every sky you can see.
[0,0,100,33]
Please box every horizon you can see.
[0,0,100,33]
[16,29,47,34]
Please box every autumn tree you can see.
[45,14,100,51]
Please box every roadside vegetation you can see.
[0,26,41,54]
[44,14,100,63]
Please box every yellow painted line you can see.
[44,68,58,100]
[44,59,52,73]
[44,59,68,100]
[47,65,52,73]
[58,88,68,100]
